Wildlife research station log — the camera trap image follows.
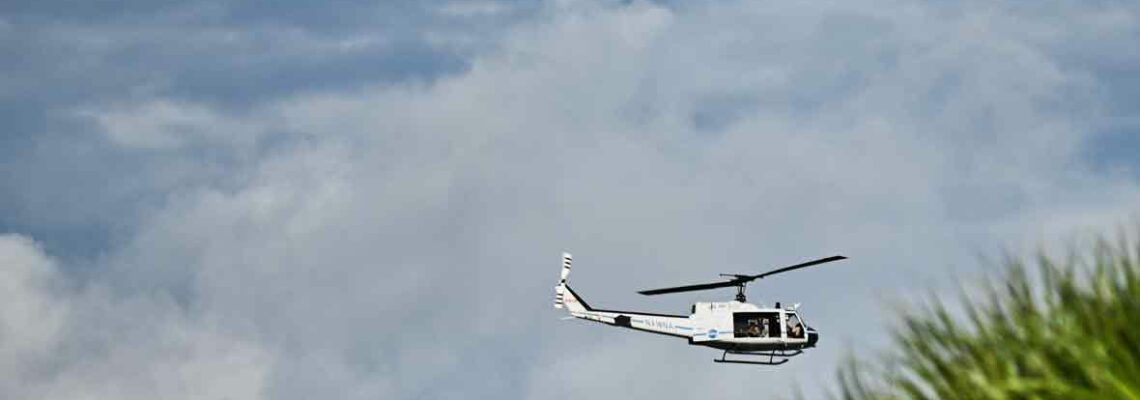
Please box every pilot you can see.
[789,321,803,338]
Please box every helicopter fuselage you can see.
[687,301,818,352]
[559,286,818,352]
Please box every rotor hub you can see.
[734,283,747,302]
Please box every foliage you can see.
[836,234,1140,400]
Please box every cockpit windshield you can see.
[786,312,805,339]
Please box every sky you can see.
[2,0,1139,398]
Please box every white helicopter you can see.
[554,252,846,365]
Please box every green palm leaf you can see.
[836,231,1140,400]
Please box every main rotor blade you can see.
[638,280,743,296]
[752,255,847,280]
[637,255,847,296]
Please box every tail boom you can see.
[554,252,693,339]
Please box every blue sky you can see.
[2,1,1139,399]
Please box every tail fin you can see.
[554,252,572,309]
[554,252,590,313]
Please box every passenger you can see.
[747,321,761,337]
[760,319,770,337]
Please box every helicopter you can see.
[554,252,846,365]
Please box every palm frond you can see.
[837,230,1140,399]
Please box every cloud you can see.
[80,100,269,150]
[2,0,1140,399]
[0,235,68,385]
[0,234,271,399]
[435,1,514,18]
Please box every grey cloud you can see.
[0,0,533,262]
[2,0,1140,399]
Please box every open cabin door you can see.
[732,311,782,339]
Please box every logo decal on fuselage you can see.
[708,329,718,339]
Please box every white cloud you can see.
[0,235,68,391]
[0,235,271,399]
[80,100,270,150]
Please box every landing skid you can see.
[713,349,803,365]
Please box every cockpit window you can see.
[786,313,805,339]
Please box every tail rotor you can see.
[554,252,572,309]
